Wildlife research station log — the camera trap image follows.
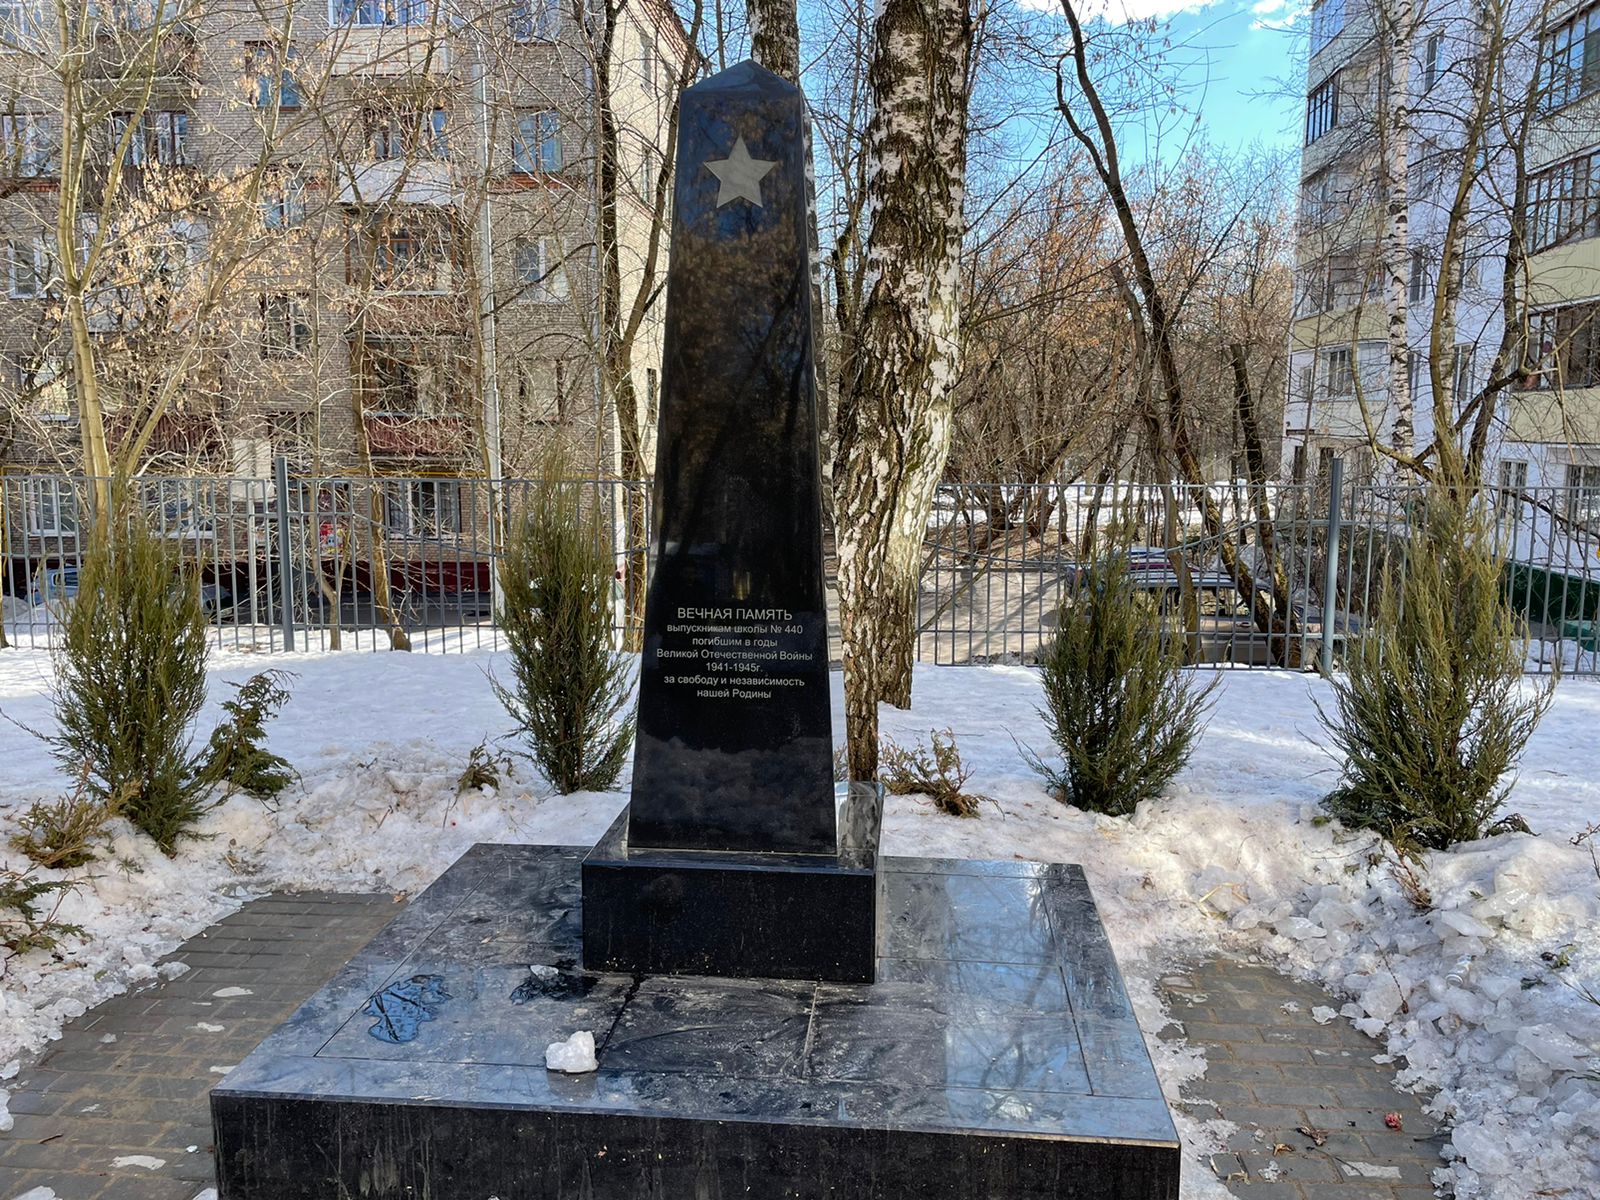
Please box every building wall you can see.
[1285,0,1537,492]
[0,0,689,491]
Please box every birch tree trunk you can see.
[1380,0,1416,459]
[746,0,799,80]
[834,0,974,781]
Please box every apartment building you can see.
[1285,0,1600,545]
[1514,0,1600,531]
[0,0,688,541]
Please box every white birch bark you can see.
[835,0,974,781]
[1381,0,1417,459]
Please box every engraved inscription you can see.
[656,605,817,701]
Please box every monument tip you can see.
[685,57,799,96]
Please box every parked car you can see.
[27,566,79,609]
[27,568,235,621]
[1063,547,1238,600]
[199,582,236,621]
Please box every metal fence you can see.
[0,468,649,654]
[4,467,1597,674]
[917,473,1600,675]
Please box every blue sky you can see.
[1166,1,1305,152]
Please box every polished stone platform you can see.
[211,842,1181,1200]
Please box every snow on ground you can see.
[0,647,1597,1199]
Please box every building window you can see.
[0,0,40,41]
[1407,247,1429,302]
[1306,72,1341,144]
[511,110,561,173]
[111,110,192,166]
[332,0,430,27]
[1523,302,1600,390]
[518,359,568,423]
[261,294,310,357]
[360,340,464,418]
[248,42,301,110]
[1452,344,1475,400]
[268,409,315,468]
[513,236,568,303]
[1567,462,1600,524]
[24,478,79,536]
[1528,148,1600,253]
[1309,0,1343,54]
[385,479,462,535]
[641,32,657,94]
[1541,2,1600,110]
[1407,349,1426,398]
[262,173,306,229]
[7,238,48,297]
[1299,167,1351,224]
[1297,257,1337,316]
[0,114,49,177]
[638,140,656,206]
[369,222,454,291]
[1324,346,1354,395]
[1423,31,1443,90]
[8,353,69,419]
[367,108,448,161]
[508,0,558,40]
[1497,459,1528,518]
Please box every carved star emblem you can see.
[704,136,777,208]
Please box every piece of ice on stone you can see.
[545,1031,598,1074]
[1311,1005,1338,1025]
[111,1155,167,1170]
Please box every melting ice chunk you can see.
[544,1031,598,1074]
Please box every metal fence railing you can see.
[916,476,1600,675]
[3,467,1597,674]
[0,468,650,655]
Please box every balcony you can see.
[363,412,472,457]
[326,25,451,77]
[108,409,225,458]
[85,25,200,83]
[338,158,459,207]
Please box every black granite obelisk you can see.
[580,62,882,983]
[626,60,835,856]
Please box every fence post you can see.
[274,455,295,652]
[1321,457,1344,676]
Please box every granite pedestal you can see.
[211,841,1181,1200]
[582,784,883,983]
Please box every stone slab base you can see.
[210,841,1181,1200]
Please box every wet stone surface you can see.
[211,842,1182,1200]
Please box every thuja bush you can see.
[881,729,987,817]
[1027,550,1216,816]
[202,671,297,801]
[1319,488,1552,851]
[494,474,634,793]
[49,505,214,853]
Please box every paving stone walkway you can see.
[1162,959,1450,1199]
[0,892,398,1200]
[0,897,1450,1200]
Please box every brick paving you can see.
[1,896,1452,1200]
[0,892,398,1200]
[1163,959,1450,1199]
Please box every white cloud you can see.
[1018,0,1306,27]
[1016,0,1233,26]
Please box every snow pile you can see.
[1,649,1597,1200]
